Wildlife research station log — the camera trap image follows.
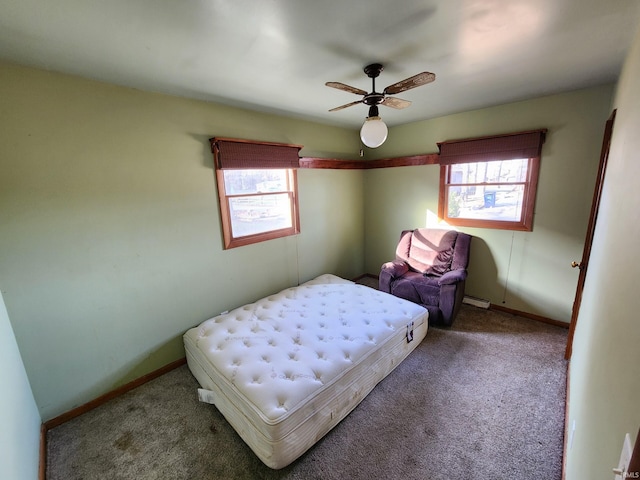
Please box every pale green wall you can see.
[566,23,640,480]
[0,290,41,480]
[364,85,614,322]
[0,62,364,420]
[0,56,627,453]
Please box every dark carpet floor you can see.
[47,283,568,480]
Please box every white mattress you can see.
[183,274,428,469]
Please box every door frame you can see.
[565,109,616,359]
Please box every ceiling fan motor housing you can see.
[364,63,384,78]
[363,93,384,106]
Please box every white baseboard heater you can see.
[463,296,491,309]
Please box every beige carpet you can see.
[47,282,567,480]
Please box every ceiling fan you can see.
[326,63,436,148]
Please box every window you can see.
[438,130,546,231]
[212,138,301,249]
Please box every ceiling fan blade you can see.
[325,81,368,96]
[329,100,363,112]
[383,72,436,95]
[381,96,412,109]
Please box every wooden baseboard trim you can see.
[489,304,569,328]
[43,357,186,431]
[40,357,186,478]
[351,273,379,282]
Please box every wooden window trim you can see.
[298,154,439,169]
[438,157,541,231]
[437,130,546,231]
[212,138,301,249]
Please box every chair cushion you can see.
[401,229,458,275]
[390,272,441,306]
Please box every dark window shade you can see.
[212,138,302,169]
[437,130,547,165]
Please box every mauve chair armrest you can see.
[438,269,467,285]
[381,261,409,278]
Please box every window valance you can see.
[211,137,302,169]
[437,130,547,165]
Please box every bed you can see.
[183,274,429,469]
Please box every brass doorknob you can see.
[571,261,582,269]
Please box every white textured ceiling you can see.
[1,0,639,128]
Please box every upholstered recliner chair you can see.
[379,229,472,327]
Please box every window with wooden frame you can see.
[437,130,547,231]
[211,138,302,249]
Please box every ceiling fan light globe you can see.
[360,116,388,148]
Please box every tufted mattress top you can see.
[184,274,428,469]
